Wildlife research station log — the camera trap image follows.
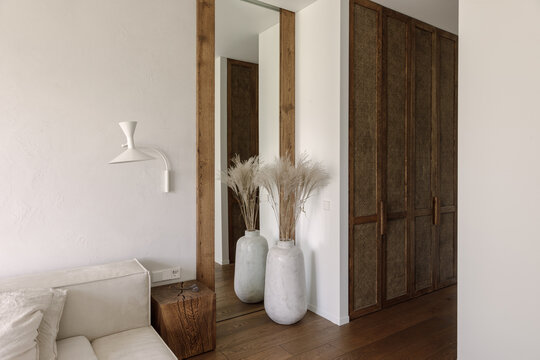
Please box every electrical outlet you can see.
[151,267,181,283]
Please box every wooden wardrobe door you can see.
[410,21,437,296]
[349,0,382,318]
[435,30,458,288]
[227,59,259,263]
[382,10,410,305]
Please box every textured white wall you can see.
[458,1,540,358]
[296,0,349,325]
[259,24,280,247]
[0,0,196,280]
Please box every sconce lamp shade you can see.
[109,121,154,164]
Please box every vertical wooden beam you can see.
[280,9,295,161]
[196,0,215,291]
[279,9,295,241]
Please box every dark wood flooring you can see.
[197,268,457,359]
[216,263,265,322]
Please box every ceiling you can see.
[262,0,318,12]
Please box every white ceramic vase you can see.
[234,230,269,303]
[264,240,307,325]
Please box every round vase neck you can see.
[245,230,260,237]
[277,240,295,249]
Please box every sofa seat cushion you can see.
[91,327,176,360]
[57,336,97,360]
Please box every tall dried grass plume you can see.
[258,153,330,241]
[221,155,260,231]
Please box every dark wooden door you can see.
[381,9,410,306]
[410,21,437,297]
[435,30,458,289]
[349,0,383,318]
[227,59,259,263]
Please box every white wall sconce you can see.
[109,121,171,193]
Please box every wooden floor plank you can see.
[334,316,454,360]
[423,341,458,360]
[286,343,344,360]
[191,265,457,360]
[241,346,292,360]
[217,311,321,351]
[221,317,335,360]
[381,324,456,359]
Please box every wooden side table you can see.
[151,281,216,359]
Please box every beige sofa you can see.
[0,259,177,360]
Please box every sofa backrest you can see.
[0,259,150,341]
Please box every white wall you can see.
[373,0,458,34]
[458,1,540,358]
[214,57,229,265]
[296,0,349,326]
[0,0,196,280]
[259,24,280,246]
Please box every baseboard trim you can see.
[307,304,349,326]
[215,258,230,265]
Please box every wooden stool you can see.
[151,281,216,359]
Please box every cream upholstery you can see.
[92,327,176,360]
[0,260,177,360]
[0,260,150,341]
[57,336,98,360]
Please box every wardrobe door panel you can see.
[411,22,436,296]
[439,212,456,283]
[385,15,408,215]
[353,223,378,311]
[385,218,407,300]
[382,11,409,304]
[352,3,379,219]
[439,35,457,208]
[436,31,458,288]
[413,26,434,211]
[414,215,433,292]
[349,0,382,318]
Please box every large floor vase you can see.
[264,240,307,325]
[234,230,269,303]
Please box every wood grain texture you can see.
[279,9,295,161]
[196,0,215,291]
[279,9,296,240]
[152,281,216,359]
[191,285,456,360]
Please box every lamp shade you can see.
[109,121,154,164]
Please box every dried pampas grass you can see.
[222,155,260,231]
[258,153,330,241]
